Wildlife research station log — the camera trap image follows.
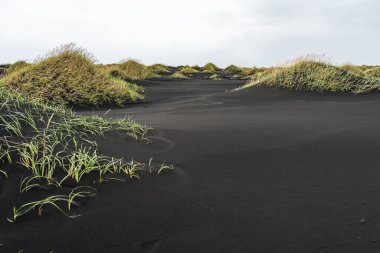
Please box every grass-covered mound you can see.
[191,65,202,71]
[108,60,163,80]
[242,67,266,76]
[178,66,199,75]
[240,60,380,93]
[171,72,189,79]
[148,64,170,75]
[203,63,219,74]
[118,60,149,80]
[224,65,243,75]
[0,44,143,106]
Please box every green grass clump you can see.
[0,44,143,106]
[203,63,219,74]
[364,67,380,78]
[171,72,189,80]
[224,65,243,75]
[178,66,199,75]
[240,58,380,93]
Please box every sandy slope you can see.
[2,78,380,252]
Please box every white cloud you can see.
[0,0,379,67]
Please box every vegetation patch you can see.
[239,58,380,93]
[171,72,189,80]
[203,63,220,74]
[365,67,380,78]
[224,65,243,75]
[119,60,149,78]
[0,89,173,222]
[0,64,10,77]
[178,66,199,75]
[191,65,202,71]
[0,44,143,107]
[148,64,171,75]
[229,74,249,80]
[340,64,366,76]
[5,61,29,75]
[209,74,222,80]
[242,67,266,77]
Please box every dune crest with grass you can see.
[240,56,380,93]
[0,44,143,107]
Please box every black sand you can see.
[2,78,380,252]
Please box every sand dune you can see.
[2,78,380,252]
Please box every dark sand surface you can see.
[2,78,380,252]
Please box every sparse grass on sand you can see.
[239,56,380,93]
[0,89,173,222]
[0,44,143,107]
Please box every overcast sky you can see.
[0,0,379,67]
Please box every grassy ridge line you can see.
[239,59,380,93]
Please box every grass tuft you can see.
[9,187,96,222]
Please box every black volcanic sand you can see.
[2,78,380,252]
